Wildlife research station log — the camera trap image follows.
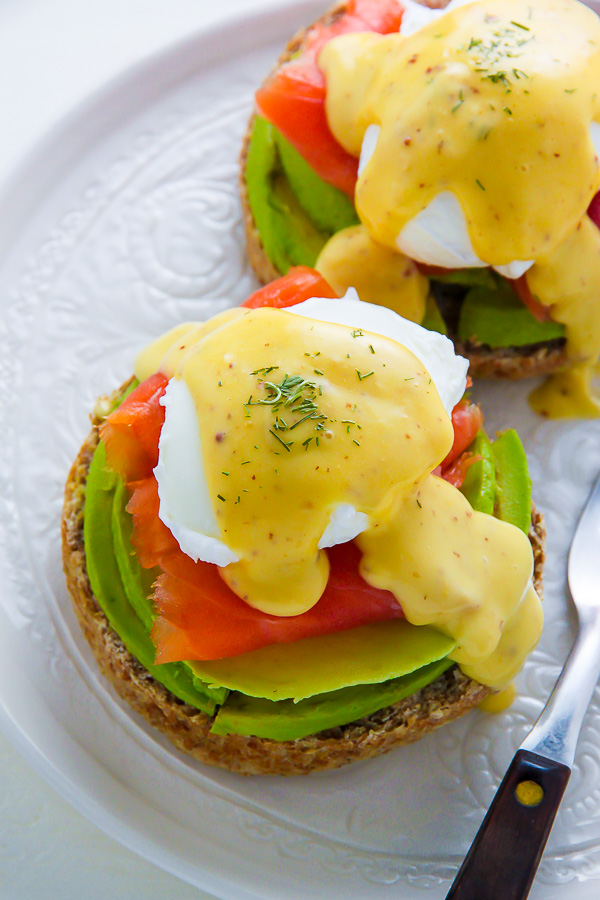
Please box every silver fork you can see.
[445,470,600,899]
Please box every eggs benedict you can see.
[61,269,544,774]
[241,0,600,417]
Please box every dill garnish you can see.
[246,370,332,451]
[250,365,279,376]
[451,90,465,113]
[269,429,293,452]
[465,20,534,89]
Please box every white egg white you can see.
[317,503,370,549]
[591,121,600,159]
[154,378,240,567]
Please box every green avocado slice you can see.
[459,430,496,516]
[421,293,448,335]
[112,479,155,631]
[273,125,359,234]
[457,280,566,348]
[211,658,452,741]
[84,441,222,713]
[271,174,329,268]
[245,116,329,272]
[110,474,228,706]
[491,430,532,534]
[188,619,454,702]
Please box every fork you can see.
[445,470,600,900]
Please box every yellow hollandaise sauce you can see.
[479,682,517,713]
[136,306,542,689]
[316,224,429,321]
[527,217,600,417]
[358,475,542,689]
[316,0,600,417]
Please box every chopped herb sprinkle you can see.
[451,90,465,113]
[250,365,279,376]
[465,20,534,89]
[269,429,292,452]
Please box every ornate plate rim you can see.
[0,2,599,899]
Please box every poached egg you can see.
[144,290,467,572]
[317,0,600,415]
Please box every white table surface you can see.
[0,1,288,897]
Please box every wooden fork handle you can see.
[445,749,571,900]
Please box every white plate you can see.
[1,2,600,898]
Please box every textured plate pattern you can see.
[0,4,600,898]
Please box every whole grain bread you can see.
[238,0,569,380]
[61,384,545,776]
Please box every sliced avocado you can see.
[270,173,329,267]
[491,430,532,534]
[458,280,566,348]
[420,293,448,335]
[110,471,228,706]
[188,619,454,701]
[211,658,452,741]
[460,430,496,516]
[89,442,454,739]
[84,441,222,713]
[245,115,329,272]
[273,126,359,234]
[112,479,155,630]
